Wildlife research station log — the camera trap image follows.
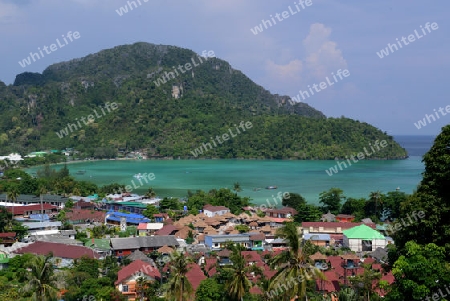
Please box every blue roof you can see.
[106,211,147,219]
[304,234,331,241]
[29,214,49,221]
[106,211,150,224]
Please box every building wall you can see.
[204,209,229,217]
[344,238,387,252]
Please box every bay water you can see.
[26,135,435,206]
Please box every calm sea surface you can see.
[26,135,435,206]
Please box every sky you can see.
[0,0,448,135]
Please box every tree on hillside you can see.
[393,125,450,257]
[319,188,345,214]
[386,241,450,301]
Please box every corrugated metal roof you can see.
[110,235,179,250]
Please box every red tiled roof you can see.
[7,204,58,215]
[265,207,297,215]
[14,241,100,259]
[363,257,375,266]
[336,214,355,219]
[381,271,395,284]
[271,217,289,223]
[241,251,263,263]
[203,205,230,212]
[115,259,161,285]
[155,225,178,236]
[186,263,206,290]
[0,232,16,238]
[249,286,262,295]
[302,222,376,229]
[65,209,106,222]
[249,233,265,241]
[317,270,341,292]
[74,201,94,208]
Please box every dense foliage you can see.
[0,42,407,159]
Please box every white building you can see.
[202,205,230,217]
[343,224,388,252]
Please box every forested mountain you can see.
[0,42,407,159]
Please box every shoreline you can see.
[23,155,410,170]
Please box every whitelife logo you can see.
[376,22,439,59]
[55,102,118,138]
[291,69,350,103]
[414,105,450,129]
[325,140,388,176]
[115,0,149,16]
[153,50,215,87]
[190,121,253,157]
[250,0,313,35]
[18,31,81,68]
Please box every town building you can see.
[115,259,161,301]
[110,236,179,257]
[202,205,230,217]
[343,224,388,252]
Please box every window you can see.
[362,240,372,251]
[122,285,128,292]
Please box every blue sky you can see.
[0,0,448,135]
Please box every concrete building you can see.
[343,224,387,252]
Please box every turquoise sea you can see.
[26,135,435,206]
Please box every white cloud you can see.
[303,23,347,79]
[265,59,303,85]
[261,23,347,92]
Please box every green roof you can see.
[0,252,9,264]
[84,238,111,250]
[117,202,147,208]
[343,224,385,240]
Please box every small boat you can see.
[134,173,144,179]
[265,186,277,190]
[76,170,86,175]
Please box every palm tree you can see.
[72,187,81,197]
[233,182,242,192]
[165,251,193,301]
[349,263,381,301]
[338,287,359,301]
[145,187,157,199]
[6,185,19,224]
[222,244,261,301]
[39,186,47,222]
[21,254,59,301]
[369,191,382,219]
[268,222,325,300]
[136,276,148,301]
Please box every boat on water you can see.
[265,186,277,190]
[76,170,86,175]
[134,173,144,179]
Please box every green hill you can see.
[0,42,407,159]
